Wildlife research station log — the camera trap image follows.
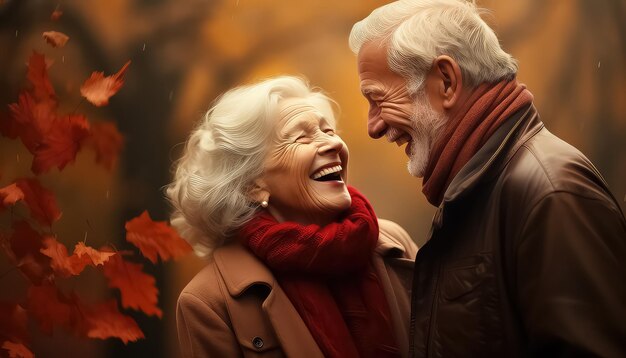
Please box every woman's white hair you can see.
[165,76,336,257]
[349,0,518,92]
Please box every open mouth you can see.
[310,164,343,182]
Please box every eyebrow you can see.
[280,112,326,135]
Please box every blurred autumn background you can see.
[0,0,624,357]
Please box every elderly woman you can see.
[167,76,416,358]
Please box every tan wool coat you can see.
[177,219,417,358]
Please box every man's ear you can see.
[248,178,269,203]
[432,55,464,109]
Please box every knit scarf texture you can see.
[422,79,534,206]
[239,186,400,358]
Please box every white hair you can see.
[349,0,518,92]
[165,76,336,257]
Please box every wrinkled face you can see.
[261,97,351,225]
[357,40,447,177]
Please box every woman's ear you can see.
[432,55,464,110]
[248,178,269,203]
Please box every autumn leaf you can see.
[14,178,62,226]
[26,51,57,104]
[40,237,115,277]
[42,31,69,48]
[83,300,144,344]
[80,61,131,107]
[27,283,74,335]
[2,221,53,285]
[6,91,57,153]
[125,210,191,263]
[31,114,90,175]
[50,9,63,21]
[0,303,28,344]
[0,183,24,210]
[1,341,34,358]
[102,253,162,318]
[86,121,124,170]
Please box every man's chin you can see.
[407,141,429,178]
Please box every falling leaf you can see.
[102,253,162,318]
[50,10,63,21]
[3,221,54,284]
[6,92,57,152]
[86,121,124,170]
[0,183,24,209]
[26,51,57,104]
[0,303,28,344]
[1,341,34,358]
[42,31,69,48]
[31,114,90,175]
[40,238,115,277]
[14,178,62,226]
[125,210,191,264]
[73,242,116,266]
[80,61,131,107]
[83,300,144,344]
[27,283,74,335]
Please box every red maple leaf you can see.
[31,114,90,175]
[27,283,74,335]
[42,31,69,48]
[40,238,115,277]
[14,178,62,227]
[26,51,57,104]
[101,253,162,318]
[82,300,144,344]
[0,303,28,344]
[125,210,191,264]
[6,92,57,152]
[2,221,53,285]
[80,61,131,107]
[50,9,63,21]
[1,341,34,358]
[0,183,24,210]
[86,121,124,170]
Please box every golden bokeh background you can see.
[0,0,624,357]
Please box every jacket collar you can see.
[214,229,407,296]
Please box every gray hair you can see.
[349,0,518,92]
[165,76,336,257]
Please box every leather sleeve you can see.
[516,191,626,357]
[177,291,241,358]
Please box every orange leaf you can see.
[50,10,63,21]
[73,241,116,266]
[31,114,90,175]
[0,303,28,343]
[1,341,34,358]
[83,300,144,344]
[86,121,124,170]
[14,178,62,226]
[0,183,24,209]
[102,254,162,318]
[42,31,69,48]
[125,211,191,263]
[80,61,131,107]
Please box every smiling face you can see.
[357,40,448,177]
[259,97,351,225]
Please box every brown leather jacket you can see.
[177,219,417,357]
[409,105,626,357]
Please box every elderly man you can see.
[350,0,626,357]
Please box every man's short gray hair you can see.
[165,76,335,257]
[349,0,518,92]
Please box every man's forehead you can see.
[357,39,390,74]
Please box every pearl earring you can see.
[261,200,268,208]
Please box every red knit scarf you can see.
[422,79,533,206]
[239,186,400,358]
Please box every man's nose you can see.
[368,115,387,139]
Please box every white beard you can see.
[406,92,448,178]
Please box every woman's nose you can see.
[368,115,388,139]
[318,134,344,155]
